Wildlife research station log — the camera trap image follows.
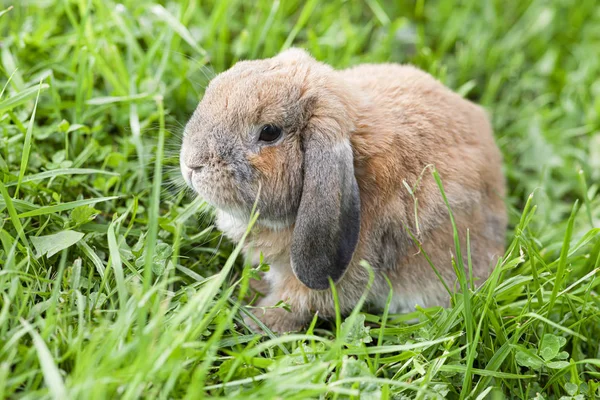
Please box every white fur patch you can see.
[215,209,248,242]
[372,291,425,314]
[215,209,291,235]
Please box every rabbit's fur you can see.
[180,48,507,333]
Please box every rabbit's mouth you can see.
[181,160,236,205]
[192,179,249,215]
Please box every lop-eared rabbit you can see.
[180,49,507,332]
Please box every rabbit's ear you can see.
[291,134,361,290]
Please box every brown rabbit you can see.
[179,48,507,333]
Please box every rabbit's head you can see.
[180,49,361,290]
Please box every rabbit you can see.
[179,48,507,333]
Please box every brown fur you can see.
[180,49,507,333]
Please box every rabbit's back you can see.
[337,63,507,310]
[339,64,496,150]
[340,63,505,213]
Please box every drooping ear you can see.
[291,135,361,290]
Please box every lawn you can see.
[1,0,599,398]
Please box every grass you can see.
[1,0,599,398]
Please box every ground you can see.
[0,0,599,399]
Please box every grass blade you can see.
[150,5,207,56]
[0,84,49,113]
[0,5,13,19]
[142,96,166,293]
[16,196,119,218]
[5,168,119,187]
[85,93,152,105]
[107,219,127,311]
[546,201,579,314]
[15,81,45,197]
[0,181,27,244]
[20,319,67,399]
[281,0,319,50]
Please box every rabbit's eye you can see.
[258,124,283,143]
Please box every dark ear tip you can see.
[291,255,353,290]
[300,277,332,291]
[293,269,336,290]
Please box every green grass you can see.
[1,0,599,398]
